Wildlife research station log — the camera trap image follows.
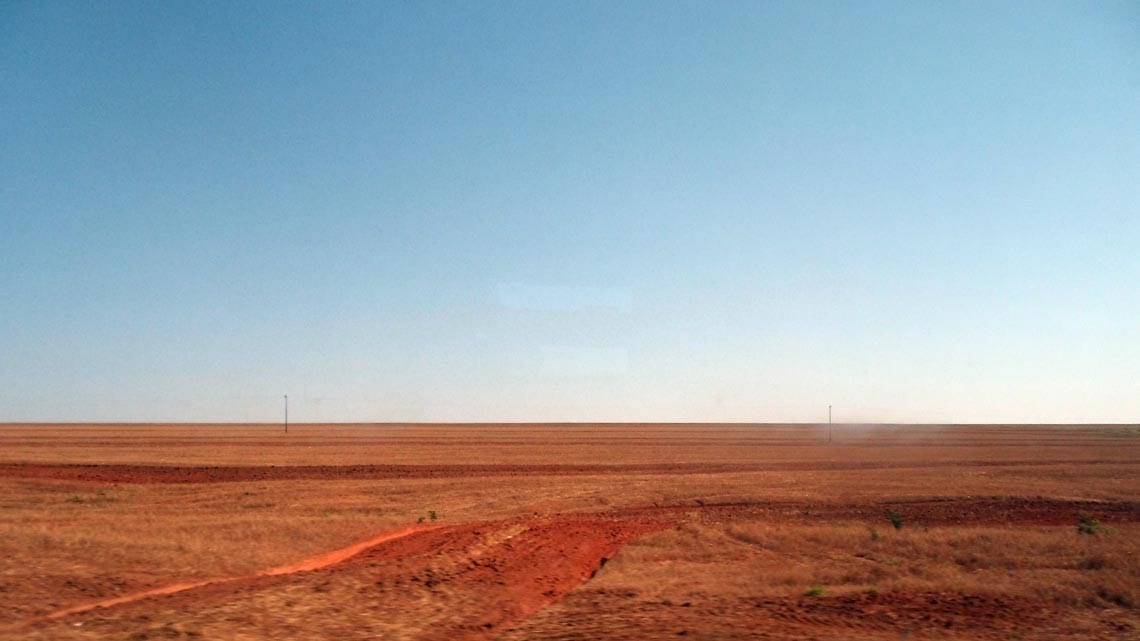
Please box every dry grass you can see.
[676,521,1140,606]
[0,423,1136,466]
[506,519,1139,639]
[0,424,1137,639]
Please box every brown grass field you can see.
[0,423,1137,640]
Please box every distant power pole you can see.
[828,405,832,444]
[284,395,289,434]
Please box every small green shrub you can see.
[804,585,825,597]
[887,510,904,530]
[428,510,438,522]
[1077,515,1101,536]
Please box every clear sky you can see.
[2,1,1138,423]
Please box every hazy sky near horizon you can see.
[2,2,1138,423]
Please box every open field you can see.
[0,423,1137,640]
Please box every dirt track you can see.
[3,526,438,630]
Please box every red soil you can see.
[3,441,1137,640]
[9,496,1138,637]
[683,496,1140,527]
[344,513,671,639]
[1,459,1129,483]
[5,512,669,639]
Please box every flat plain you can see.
[0,423,1137,640]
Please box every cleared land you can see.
[0,423,1137,640]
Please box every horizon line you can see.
[1,421,1136,428]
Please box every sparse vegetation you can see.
[887,510,904,530]
[1077,515,1101,536]
[0,424,1135,639]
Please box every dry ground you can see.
[0,423,1137,640]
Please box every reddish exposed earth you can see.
[2,424,1137,640]
[0,457,1131,483]
[4,511,672,640]
[5,494,1138,639]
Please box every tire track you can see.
[0,525,438,633]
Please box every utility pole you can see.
[828,404,832,444]
[284,395,288,434]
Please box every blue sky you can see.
[2,1,1137,423]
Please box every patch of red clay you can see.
[335,512,673,640]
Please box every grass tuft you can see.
[887,510,905,530]
[1077,515,1100,536]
